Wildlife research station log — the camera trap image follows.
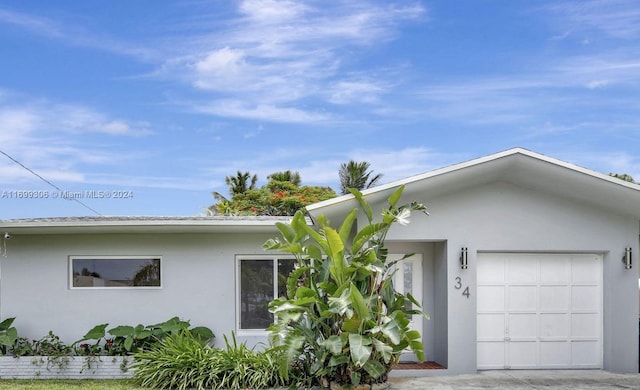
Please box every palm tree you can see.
[207,171,258,216]
[339,160,383,195]
[267,170,301,186]
[226,171,258,195]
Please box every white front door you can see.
[391,254,423,345]
[477,253,603,370]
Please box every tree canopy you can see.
[339,160,383,195]
[609,173,636,183]
[209,171,336,216]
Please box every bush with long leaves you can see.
[133,331,287,390]
[264,185,429,388]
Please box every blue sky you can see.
[0,0,639,218]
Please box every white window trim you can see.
[69,255,163,290]
[235,255,294,335]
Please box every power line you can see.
[0,149,102,216]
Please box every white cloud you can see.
[0,7,155,60]
[158,1,426,122]
[0,91,155,187]
[194,99,330,123]
[543,0,640,40]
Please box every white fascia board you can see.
[306,147,640,214]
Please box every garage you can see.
[477,253,603,370]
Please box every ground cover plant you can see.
[1,316,213,360]
[132,330,287,390]
[264,186,429,388]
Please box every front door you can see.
[391,254,423,360]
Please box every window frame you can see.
[235,255,295,334]
[69,255,163,290]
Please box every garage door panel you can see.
[571,314,600,338]
[540,286,569,311]
[571,257,600,283]
[508,286,537,311]
[540,257,570,283]
[539,313,569,338]
[477,253,602,370]
[477,286,505,311]
[478,313,505,339]
[572,341,600,367]
[540,341,571,366]
[509,313,537,339]
[478,342,505,368]
[571,286,600,311]
[509,342,538,367]
[508,258,537,283]
[478,256,506,283]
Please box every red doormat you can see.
[392,361,445,370]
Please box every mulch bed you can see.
[392,361,445,370]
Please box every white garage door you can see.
[477,253,602,370]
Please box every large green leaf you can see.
[387,185,404,208]
[371,317,401,345]
[372,338,393,364]
[0,327,17,347]
[350,371,361,387]
[349,189,372,223]
[0,317,15,331]
[286,265,313,299]
[342,317,362,333]
[325,227,346,284]
[328,287,353,318]
[324,335,344,354]
[352,223,386,254]
[363,359,387,379]
[275,221,296,243]
[349,283,369,321]
[338,208,358,245]
[328,355,349,367]
[349,334,372,367]
[108,325,134,337]
[76,323,108,343]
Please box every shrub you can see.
[264,186,428,387]
[133,331,287,390]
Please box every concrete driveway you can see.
[388,370,640,389]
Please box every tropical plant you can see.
[0,317,18,355]
[226,171,258,195]
[609,173,636,183]
[339,160,383,195]
[74,317,214,355]
[264,185,428,388]
[133,330,287,390]
[212,179,336,216]
[268,170,301,186]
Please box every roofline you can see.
[306,147,640,212]
[0,216,297,235]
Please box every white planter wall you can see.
[0,356,134,379]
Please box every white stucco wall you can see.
[0,232,276,348]
[374,181,639,374]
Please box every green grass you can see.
[0,379,143,389]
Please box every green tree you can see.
[609,173,636,183]
[339,160,383,195]
[211,173,336,216]
[264,186,428,388]
[268,170,301,186]
[226,171,258,195]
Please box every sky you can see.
[0,0,639,219]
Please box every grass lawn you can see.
[0,379,144,389]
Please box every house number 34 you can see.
[454,277,470,299]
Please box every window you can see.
[237,257,295,330]
[70,256,161,288]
